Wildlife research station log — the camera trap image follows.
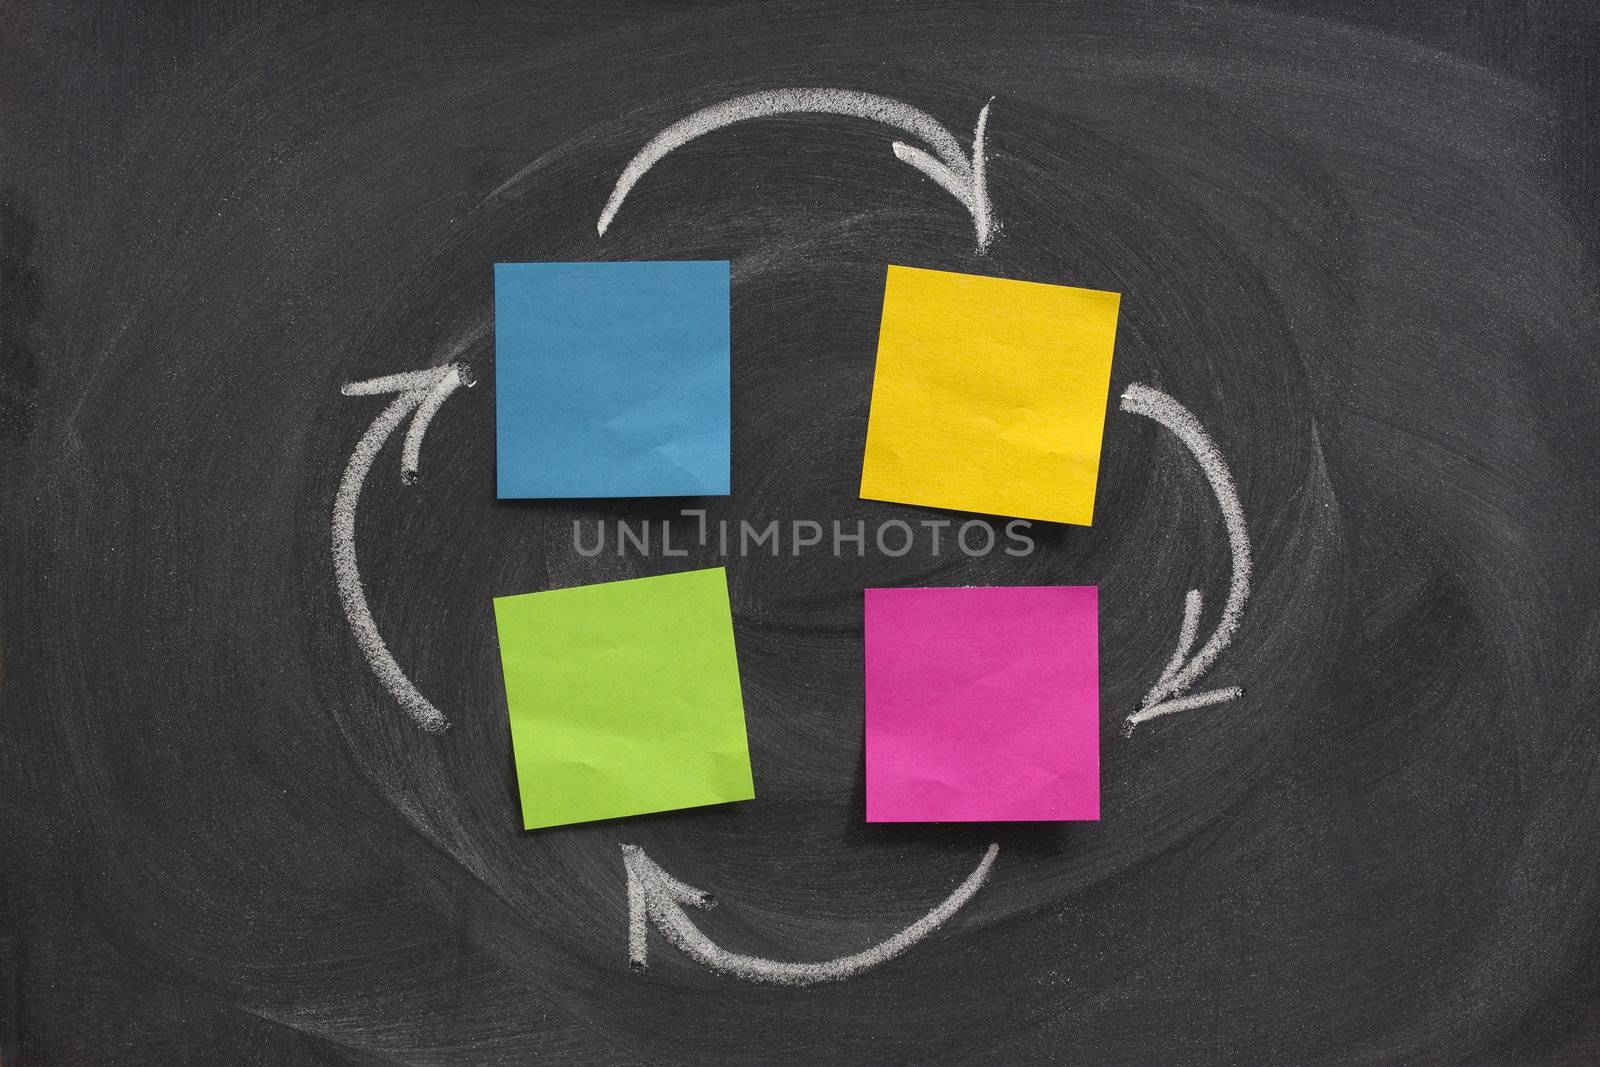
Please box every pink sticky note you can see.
[865,586,1100,822]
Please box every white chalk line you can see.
[1120,384,1251,730]
[972,98,991,243]
[1129,687,1246,729]
[1153,587,1203,697]
[597,89,997,250]
[402,364,474,483]
[334,363,471,733]
[341,367,449,397]
[622,843,999,986]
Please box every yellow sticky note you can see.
[860,265,1121,526]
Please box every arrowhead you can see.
[623,845,716,909]
[1126,588,1244,729]
[622,845,715,972]
[341,363,473,484]
[1126,686,1245,732]
[340,363,462,399]
[891,101,996,251]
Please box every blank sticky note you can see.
[860,265,1120,526]
[865,586,1099,822]
[495,261,730,499]
[493,568,754,829]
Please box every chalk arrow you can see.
[333,364,474,733]
[1119,384,1251,732]
[622,843,999,986]
[597,89,997,251]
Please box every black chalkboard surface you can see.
[5,2,1600,1063]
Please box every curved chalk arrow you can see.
[597,89,997,251]
[623,843,999,985]
[1119,383,1251,731]
[334,363,474,733]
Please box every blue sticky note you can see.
[495,261,730,498]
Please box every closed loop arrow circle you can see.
[331,87,1251,986]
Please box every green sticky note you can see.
[493,567,755,830]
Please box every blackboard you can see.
[5,1,1600,1063]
